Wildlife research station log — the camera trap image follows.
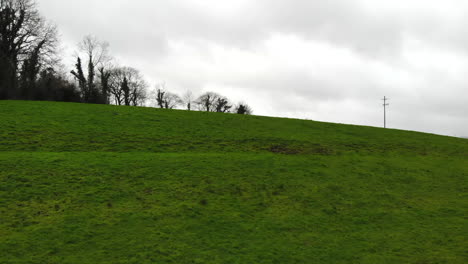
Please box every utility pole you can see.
[382,96,389,128]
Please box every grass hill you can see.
[1,100,467,264]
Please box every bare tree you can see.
[125,67,147,106]
[19,25,58,99]
[195,92,221,112]
[130,80,148,107]
[152,83,182,109]
[78,35,110,67]
[163,92,182,109]
[0,0,58,99]
[107,66,147,106]
[71,35,111,103]
[195,92,234,113]
[182,90,194,111]
[154,84,166,108]
[107,67,124,105]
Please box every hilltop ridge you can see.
[1,101,466,155]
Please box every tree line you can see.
[152,88,252,114]
[0,0,252,114]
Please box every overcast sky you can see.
[38,0,468,137]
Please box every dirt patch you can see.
[268,143,334,155]
[269,144,301,155]
[310,145,334,155]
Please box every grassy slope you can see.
[0,101,467,264]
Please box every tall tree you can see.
[71,35,110,103]
[121,77,130,106]
[19,39,45,99]
[99,67,110,104]
[0,0,58,99]
[71,57,88,101]
[155,87,165,108]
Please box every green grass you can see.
[1,100,467,264]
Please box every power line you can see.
[382,96,389,128]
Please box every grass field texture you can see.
[1,101,467,263]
